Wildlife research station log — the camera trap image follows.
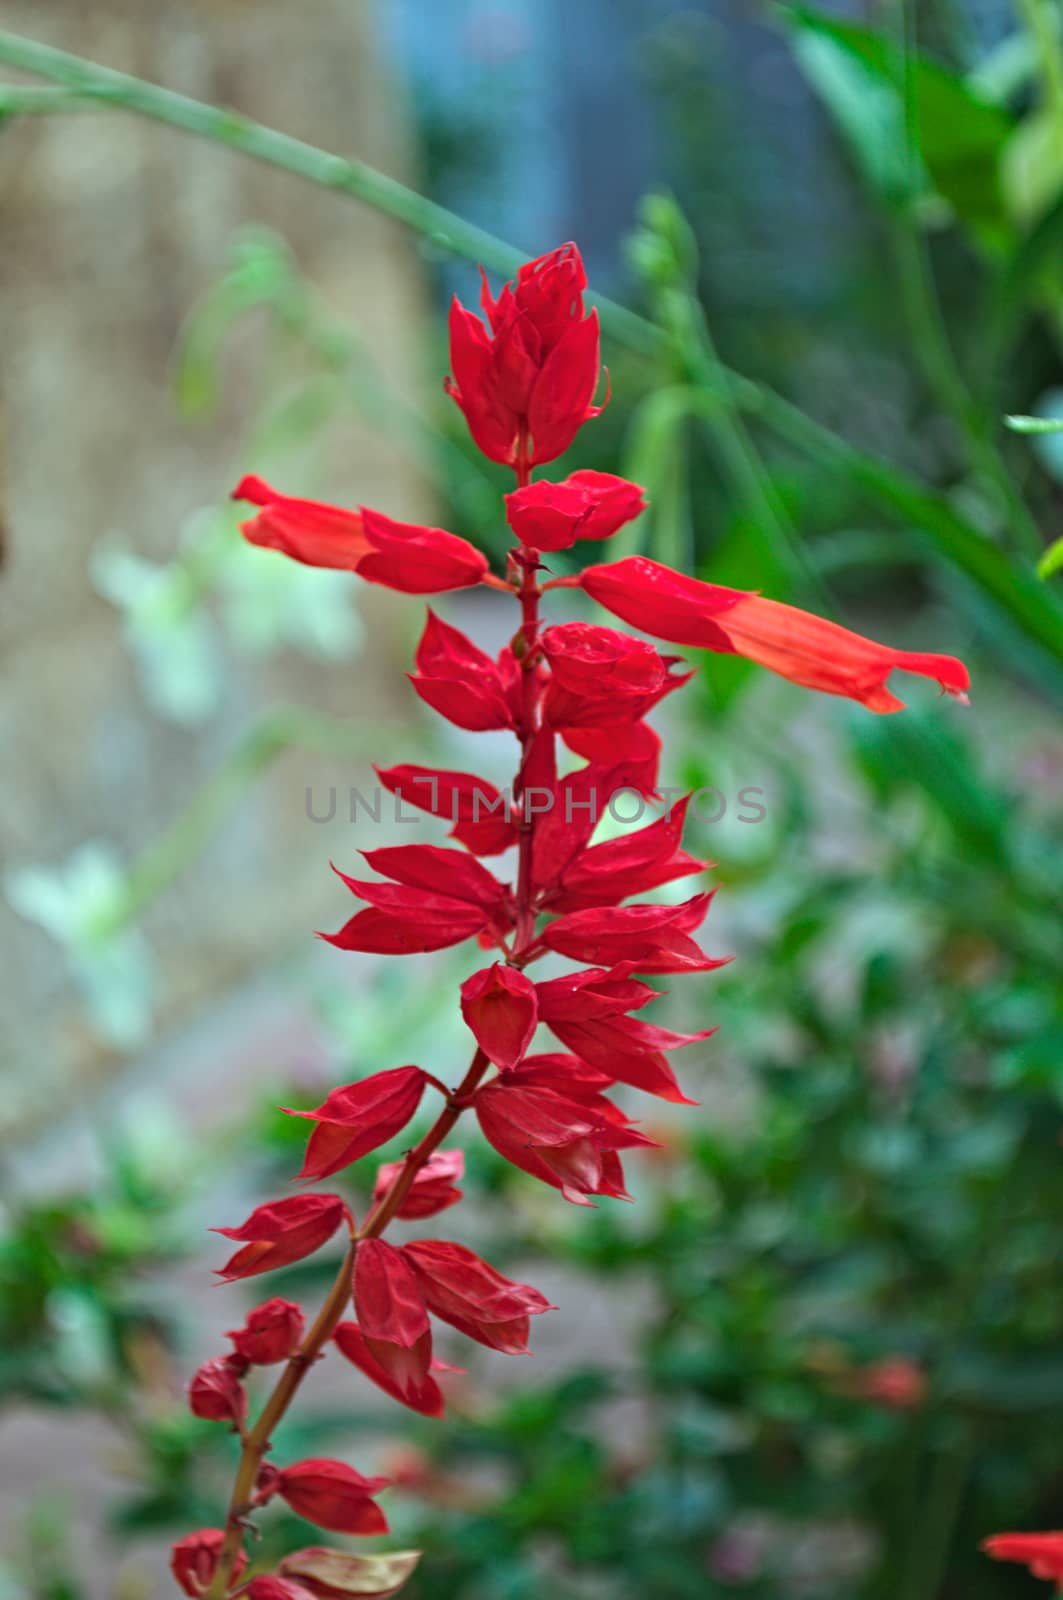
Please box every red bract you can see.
[403,1239,555,1354]
[542,893,728,975]
[372,1149,465,1220]
[460,963,538,1068]
[542,624,689,734]
[505,471,645,550]
[581,556,970,713]
[409,611,516,732]
[213,1195,350,1282]
[375,763,518,856]
[474,1079,654,1205]
[227,1298,306,1366]
[273,1459,391,1536]
[353,1238,430,1349]
[982,1533,1063,1586]
[233,477,488,593]
[189,1358,247,1428]
[334,1321,446,1418]
[171,1530,246,1598]
[545,796,708,911]
[322,851,512,955]
[445,243,604,466]
[286,1067,431,1181]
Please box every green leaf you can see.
[1038,533,1063,579]
[1005,413,1063,434]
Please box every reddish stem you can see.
[201,423,547,1600]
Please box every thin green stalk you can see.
[885,0,1043,558]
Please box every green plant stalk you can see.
[886,0,1043,560]
[1015,0,1063,125]
[2,28,1062,665]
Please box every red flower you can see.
[581,556,970,713]
[504,471,644,550]
[170,1529,246,1598]
[535,966,714,1102]
[232,476,488,593]
[541,623,690,734]
[213,1194,350,1282]
[353,1238,430,1349]
[286,1067,431,1181]
[460,963,538,1068]
[334,1321,446,1418]
[982,1533,1063,1586]
[409,610,517,732]
[375,763,518,856]
[273,1459,391,1536]
[322,848,513,956]
[403,1239,554,1353]
[227,1298,306,1366]
[542,892,727,975]
[473,1079,654,1204]
[851,1356,927,1410]
[188,1358,247,1428]
[372,1148,465,1220]
[445,243,605,466]
[545,795,707,911]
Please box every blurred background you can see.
[1,1,1062,1597]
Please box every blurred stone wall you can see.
[0,1,433,1133]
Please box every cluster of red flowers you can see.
[174,243,971,1600]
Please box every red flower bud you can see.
[285,1067,431,1182]
[580,556,970,713]
[409,611,517,732]
[226,1298,305,1366]
[170,1529,246,1598]
[353,1238,430,1349]
[233,477,488,593]
[274,1458,391,1536]
[188,1357,247,1428]
[460,963,538,1069]
[403,1239,554,1354]
[372,1148,464,1220]
[213,1194,349,1282]
[504,471,644,551]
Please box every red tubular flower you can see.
[227,1298,306,1366]
[473,1079,654,1205]
[409,611,517,732]
[581,556,970,713]
[372,1149,465,1220]
[403,1239,555,1354]
[375,763,518,856]
[273,1459,391,1536]
[504,471,645,550]
[982,1533,1063,1586]
[333,1321,446,1418]
[188,1358,247,1428]
[232,476,488,593]
[213,1195,350,1282]
[460,963,538,1068]
[542,892,728,975]
[445,243,605,466]
[286,1067,431,1182]
[171,1530,246,1598]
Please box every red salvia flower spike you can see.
[212,1194,350,1283]
[402,1239,555,1354]
[981,1533,1063,1586]
[285,1067,430,1182]
[580,555,970,712]
[273,1459,391,1537]
[232,477,489,593]
[372,1148,465,1220]
[227,1298,306,1366]
[504,471,645,551]
[352,1238,430,1349]
[171,1530,247,1598]
[374,763,519,856]
[460,963,538,1069]
[188,1357,247,1428]
[408,610,516,731]
[333,1321,446,1418]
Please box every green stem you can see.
[1015,0,1063,123]
[885,0,1042,559]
